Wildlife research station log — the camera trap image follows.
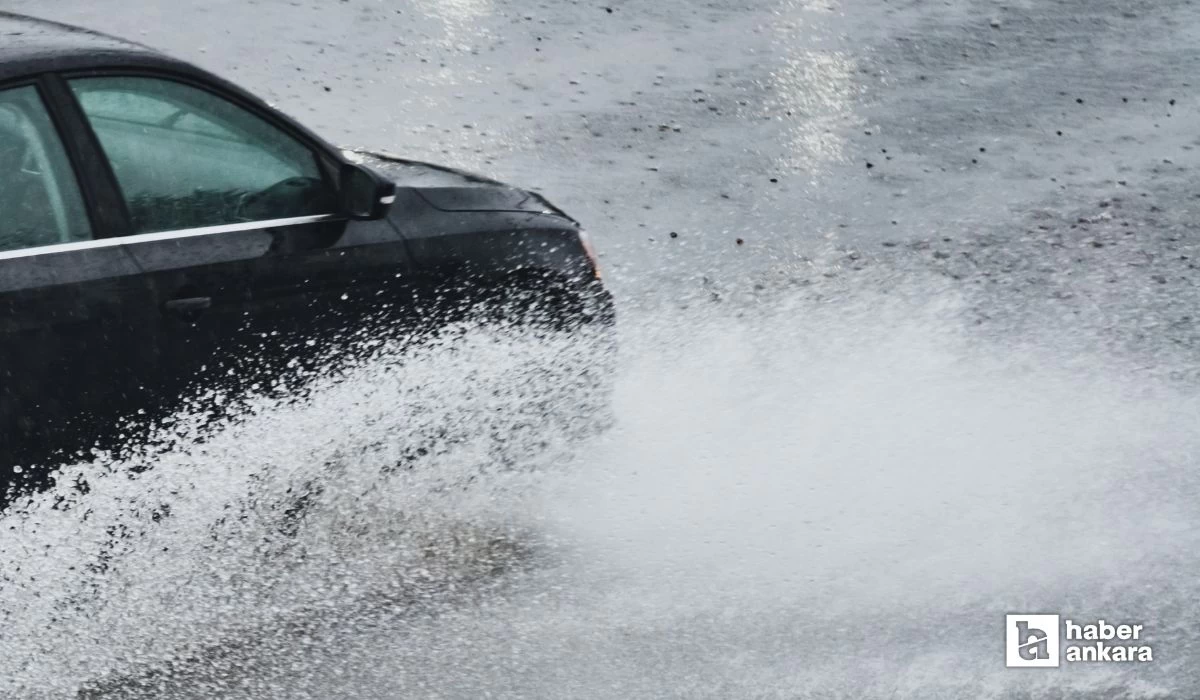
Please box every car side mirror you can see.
[340,163,397,220]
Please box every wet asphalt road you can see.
[10,0,1200,297]
[3,0,1200,697]
[11,0,1200,357]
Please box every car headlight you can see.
[578,230,602,280]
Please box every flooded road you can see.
[2,0,1200,696]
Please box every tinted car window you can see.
[0,86,91,252]
[70,77,337,234]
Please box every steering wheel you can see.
[235,176,326,222]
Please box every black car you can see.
[0,13,613,500]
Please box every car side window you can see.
[0,85,91,252]
[69,77,337,235]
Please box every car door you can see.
[0,82,160,489]
[64,75,415,417]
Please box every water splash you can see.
[0,321,607,698]
[2,270,1198,699]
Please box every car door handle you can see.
[164,296,213,315]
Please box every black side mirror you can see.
[340,163,397,220]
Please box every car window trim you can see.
[39,73,134,238]
[0,213,342,262]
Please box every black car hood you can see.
[347,149,576,223]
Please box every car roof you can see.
[0,12,193,84]
[0,12,343,161]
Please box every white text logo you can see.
[1006,615,1153,667]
